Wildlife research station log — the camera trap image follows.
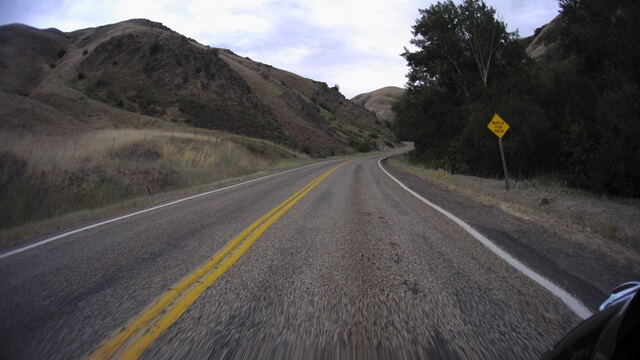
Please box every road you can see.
[0,149,609,358]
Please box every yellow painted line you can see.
[90,162,346,359]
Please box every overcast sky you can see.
[0,0,560,98]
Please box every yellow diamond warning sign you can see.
[487,113,510,139]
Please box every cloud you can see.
[221,0,421,97]
[0,0,560,98]
[486,0,560,35]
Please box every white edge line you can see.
[0,161,331,260]
[378,157,593,320]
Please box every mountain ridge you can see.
[0,19,395,156]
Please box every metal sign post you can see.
[487,113,510,191]
[498,138,509,190]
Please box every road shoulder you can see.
[382,157,640,311]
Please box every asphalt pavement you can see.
[0,149,607,359]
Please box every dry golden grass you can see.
[0,18,395,250]
[388,156,640,267]
[0,127,311,248]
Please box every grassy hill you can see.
[352,86,405,125]
[0,19,397,245]
[0,19,395,157]
[525,15,564,61]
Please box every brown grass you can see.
[388,155,640,264]
[0,127,311,248]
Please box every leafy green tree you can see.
[556,0,640,196]
[395,0,640,196]
[403,0,515,101]
[396,0,551,177]
[560,0,640,84]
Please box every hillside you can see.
[525,14,563,60]
[352,86,405,124]
[0,19,400,241]
[394,0,640,197]
[0,19,395,157]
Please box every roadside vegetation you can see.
[0,17,398,249]
[0,128,312,248]
[388,155,640,255]
[393,0,640,197]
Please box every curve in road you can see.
[0,150,598,359]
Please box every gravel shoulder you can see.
[383,156,640,309]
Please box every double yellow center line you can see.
[90,162,345,359]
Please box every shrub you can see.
[149,39,161,55]
[350,139,376,153]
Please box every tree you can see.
[395,0,640,196]
[560,0,640,84]
[556,0,640,196]
[402,0,514,100]
[396,0,544,177]
[459,0,510,87]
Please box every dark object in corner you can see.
[541,281,640,359]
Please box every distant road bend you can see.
[0,149,594,358]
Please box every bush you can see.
[149,39,161,55]
[394,0,640,196]
[350,139,376,153]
